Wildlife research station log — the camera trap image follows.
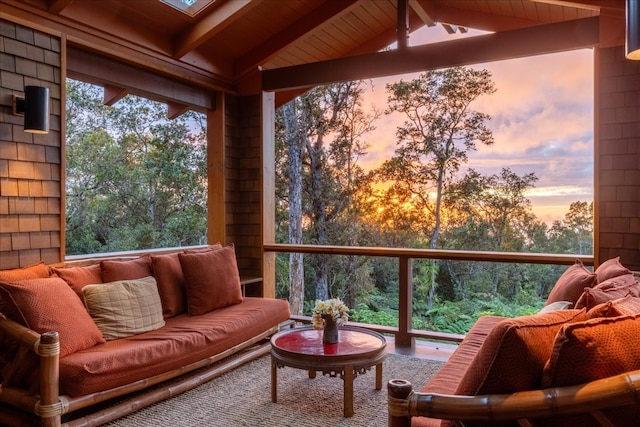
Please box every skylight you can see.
[160,0,215,16]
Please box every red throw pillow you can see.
[594,257,631,284]
[178,244,243,316]
[151,253,187,318]
[52,264,103,298]
[545,260,597,305]
[587,296,640,318]
[0,277,105,357]
[101,255,153,282]
[574,274,640,310]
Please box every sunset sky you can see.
[359,25,594,224]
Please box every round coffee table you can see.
[270,325,387,417]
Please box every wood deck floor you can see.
[386,337,457,362]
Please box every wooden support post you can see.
[37,332,62,427]
[397,256,414,347]
[397,0,409,49]
[388,379,413,427]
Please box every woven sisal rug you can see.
[103,352,443,427]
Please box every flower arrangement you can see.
[312,298,349,328]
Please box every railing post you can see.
[396,256,414,347]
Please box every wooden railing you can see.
[263,244,594,347]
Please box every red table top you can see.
[271,326,386,356]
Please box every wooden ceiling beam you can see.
[68,46,216,111]
[173,0,258,59]
[262,16,600,91]
[529,0,624,11]
[233,0,360,79]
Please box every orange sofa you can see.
[388,258,640,427]
[0,245,291,427]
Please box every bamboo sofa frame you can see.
[387,370,640,426]
[0,313,290,427]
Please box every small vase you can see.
[322,315,339,344]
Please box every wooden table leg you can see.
[343,366,354,417]
[376,362,383,390]
[309,370,316,379]
[271,356,277,403]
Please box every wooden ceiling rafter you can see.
[47,0,74,14]
[233,0,361,80]
[173,0,258,59]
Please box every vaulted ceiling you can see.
[1,0,625,100]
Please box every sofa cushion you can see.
[178,244,243,316]
[151,253,187,318]
[83,276,165,340]
[0,277,105,357]
[52,263,103,298]
[454,309,588,397]
[594,256,631,283]
[541,314,640,426]
[101,255,153,282]
[58,297,290,396]
[574,274,640,310]
[545,260,596,305]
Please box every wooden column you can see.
[262,91,276,298]
[397,256,414,347]
[207,92,226,244]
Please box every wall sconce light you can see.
[12,86,50,134]
[627,0,640,60]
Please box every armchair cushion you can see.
[455,309,588,396]
[574,274,640,310]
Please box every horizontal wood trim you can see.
[262,16,600,91]
[263,244,594,266]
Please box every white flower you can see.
[312,298,349,328]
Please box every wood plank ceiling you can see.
[1,0,624,99]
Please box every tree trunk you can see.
[283,101,305,315]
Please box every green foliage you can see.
[65,79,207,254]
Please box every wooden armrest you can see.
[0,313,40,349]
[388,370,640,426]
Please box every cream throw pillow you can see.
[83,276,165,340]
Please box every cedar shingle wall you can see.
[597,46,640,270]
[225,94,262,290]
[0,20,62,269]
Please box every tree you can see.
[65,79,207,254]
[370,67,496,307]
[376,67,497,249]
[548,201,593,254]
[274,81,378,307]
[282,100,305,315]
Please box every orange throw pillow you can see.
[545,260,596,305]
[178,244,243,316]
[52,264,103,298]
[0,277,105,357]
[0,261,50,281]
